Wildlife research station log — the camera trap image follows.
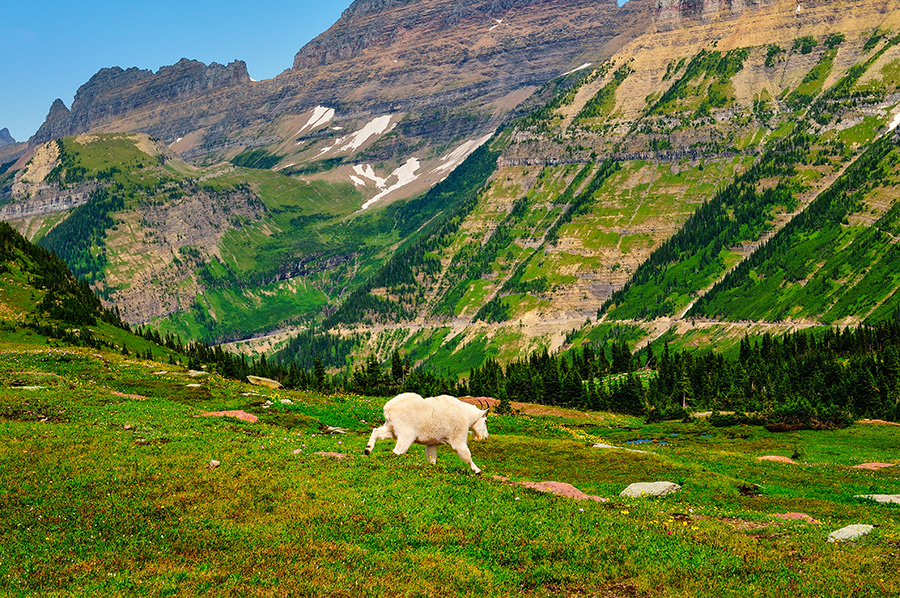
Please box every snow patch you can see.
[314,140,339,155]
[488,18,503,31]
[431,134,493,175]
[311,115,395,156]
[341,115,394,152]
[350,175,367,187]
[352,164,387,188]
[297,106,335,136]
[360,158,421,210]
[562,63,592,77]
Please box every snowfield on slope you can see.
[341,115,395,152]
[360,158,421,210]
[432,134,493,175]
[297,106,335,137]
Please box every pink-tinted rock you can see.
[757,455,799,464]
[493,476,607,502]
[196,410,258,423]
[521,481,608,502]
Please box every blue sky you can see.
[1,1,353,142]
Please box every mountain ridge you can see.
[2,0,900,373]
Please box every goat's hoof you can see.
[363,449,371,456]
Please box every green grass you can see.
[1,347,898,597]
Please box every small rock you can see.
[321,425,348,435]
[186,383,202,388]
[188,370,208,378]
[591,443,648,454]
[208,460,221,469]
[123,424,133,430]
[519,480,608,502]
[247,375,282,389]
[292,448,303,455]
[620,481,681,498]
[855,494,900,504]
[133,438,150,446]
[828,524,874,543]
[280,399,294,405]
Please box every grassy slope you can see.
[693,130,900,323]
[1,345,899,597]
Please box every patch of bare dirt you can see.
[771,512,821,524]
[717,517,777,531]
[111,390,147,400]
[314,452,349,460]
[459,396,500,409]
[851,462,896,471]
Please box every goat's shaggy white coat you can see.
[364,393,489,473]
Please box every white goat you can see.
[364,392,489,473]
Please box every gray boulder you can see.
[620,481,681,498]
[855,494,900,504]
[827,524,874,543]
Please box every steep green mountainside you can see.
[288,2,900,373]
[0,219,167,357]
[0,132,499,345]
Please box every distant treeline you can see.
[463,316,900,429]
[135,306,900,431]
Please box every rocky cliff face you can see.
[30,59,251,145]
[655,0,781,30]
[23,0,867,169]
[25,0,655,166]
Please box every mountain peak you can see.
[0,128,15,148]
[30,99,72,145]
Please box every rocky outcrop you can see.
[655,0,778,30]
[25,0,655,163]
[31,100,72,145]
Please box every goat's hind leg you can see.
[391,432,417,456]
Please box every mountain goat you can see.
[364,392,490,473]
